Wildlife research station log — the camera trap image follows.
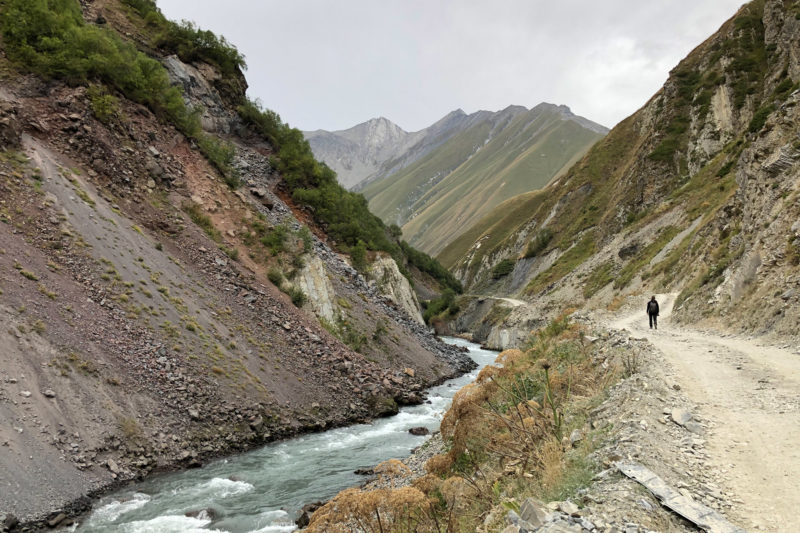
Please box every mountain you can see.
[0,0,472,527]
[306,105,606,256]
[304,116,411,189]
[303,109,486,190]
[438,0,800,349]
[360,103,607,255]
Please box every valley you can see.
[1,0,799,531]
[308,104,607,255]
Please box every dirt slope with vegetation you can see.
[0,0,472,528]
[439,0,800,349]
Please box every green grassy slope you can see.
[361,120,496,222]
[361,105,605,255]
[404,117,603,254]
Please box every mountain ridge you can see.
[358,103,608,254]
[304,103,606,192]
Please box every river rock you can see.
[47,513,66,527]
[670,408,692,426]
[408,426,429,436]
[3,513,19,530]
[249,415,264,432]
[106,458,121,474]
[295,501,325,528]
[557,500,579,515]
[519,498,549,527]
[185,508,218,521]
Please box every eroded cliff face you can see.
[444,0,800,347]
[295,254,338,322]
[367,254,425,324]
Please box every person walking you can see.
[647,295,659,329]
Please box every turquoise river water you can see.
[70,337,498,533]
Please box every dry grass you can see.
[309,318,617,531]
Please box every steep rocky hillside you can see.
[441,0,800,349]
[360,104,607,255]
[0,0,472,528]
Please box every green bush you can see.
[298,226,314,253]
[87,84,119,124]
[524,228,553,258]
[196,135,238,187]
[267,268,284,287]
[748,103,775,133]
[422,289,459,324]
[349,240,368,273]
[260,224,288,255]
[399,240,462,293]
[1,0,238,184]
[181,201,220,242]
[287,286,307,307]
[491,258,516,279]
[716,160,736,177]
[121,0,245,78]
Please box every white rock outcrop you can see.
[367,254,425,324]
[294,255,336,322]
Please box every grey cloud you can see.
[157,0,745,130]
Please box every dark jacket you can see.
[647,300,659,315]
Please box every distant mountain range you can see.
[305,104,607,255]
[303,109,479,190]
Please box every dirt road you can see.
[468,295,529,307]
[611,294,800,532]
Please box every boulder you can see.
[185,508,218,521]
[519,498,549,527]
[408,426,429,436]
[670,408,692,426]
[556,500,579,515]
[295,501,325,528]
[0,102,21,149]
[249,415,264,432]
[3,513,19,530]
[106,458,121,474]
[47,513,66,528]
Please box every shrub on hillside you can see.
[121,0,246,78]
[422,289,459,324]
[492,258,516,279]
[525,228,553,258]
[1,0,238,183]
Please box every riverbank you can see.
[304,315,751,532]
[37,339,495,533]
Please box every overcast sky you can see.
[157,0,744,132]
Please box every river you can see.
[71,337,498,533]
